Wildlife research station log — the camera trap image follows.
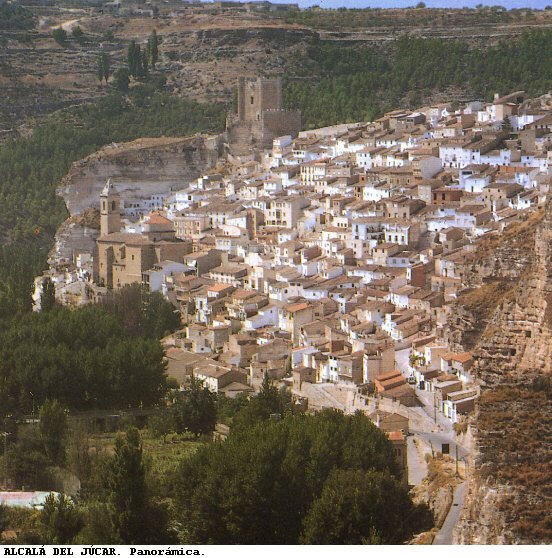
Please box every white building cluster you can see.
[39,91,552,423]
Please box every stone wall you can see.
[262,109,302,147]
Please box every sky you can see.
[255,1,550,9]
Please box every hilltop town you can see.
[29,78,552,543]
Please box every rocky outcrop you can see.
[49,134,224,272]
[57,134,223,216]
[452,199,552,544]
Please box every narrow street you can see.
[433,482,467,545]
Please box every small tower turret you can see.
[100,179,121,236]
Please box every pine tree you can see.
[172,376,217,437]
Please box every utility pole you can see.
[455,444,459,478]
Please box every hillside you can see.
[3,3,552,137]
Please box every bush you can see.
[52,28,67,46]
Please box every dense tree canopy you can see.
[0,5,35,30]
[174,410,431,544]
[0,304,168,414]
[285,31,552,129]
[100,284,180,339]
[300,469,427,544]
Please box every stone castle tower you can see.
[227,77,301,152]
[100,179,121,236]
[237,77,283,123]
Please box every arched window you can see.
[111,201,116,210]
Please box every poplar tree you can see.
[97,52,111,85]
[127,41,139,77]
[148,29,159,69]
[108,428,147,544]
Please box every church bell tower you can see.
[100,179,121,236]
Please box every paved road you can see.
[433,482,467,545]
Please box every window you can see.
[250,96,254,105]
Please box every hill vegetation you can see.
[0,4,35,30]
[281,6,536,29]
[284,30,552,128]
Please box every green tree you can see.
[148,29,159,69]
[112,68,129,93]
[40,493,83,544]
[72,26,84,44]
[39,399,68,465]
[140,49,149,79]
[108,428,147,544]
[6,428,53,489]
[0,5,35,31]
[501,114,513,133]
[127,41,139,77]
[300,469,432,544]
[97,52,111,85]
[172,377,217,437]
[40,277,56,312]
[107,428,173,544]
[101,284,180,338]
[52,28,67,46]
[74,502,118,544]
[174,410,420,544]
[148,411,174,443]
[232,375,292,430]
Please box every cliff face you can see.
[57,134,223,216]
[452,201,552,544]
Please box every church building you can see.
[93,180,192,289]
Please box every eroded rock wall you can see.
[57,134,223,216]
[452,199,552,544]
